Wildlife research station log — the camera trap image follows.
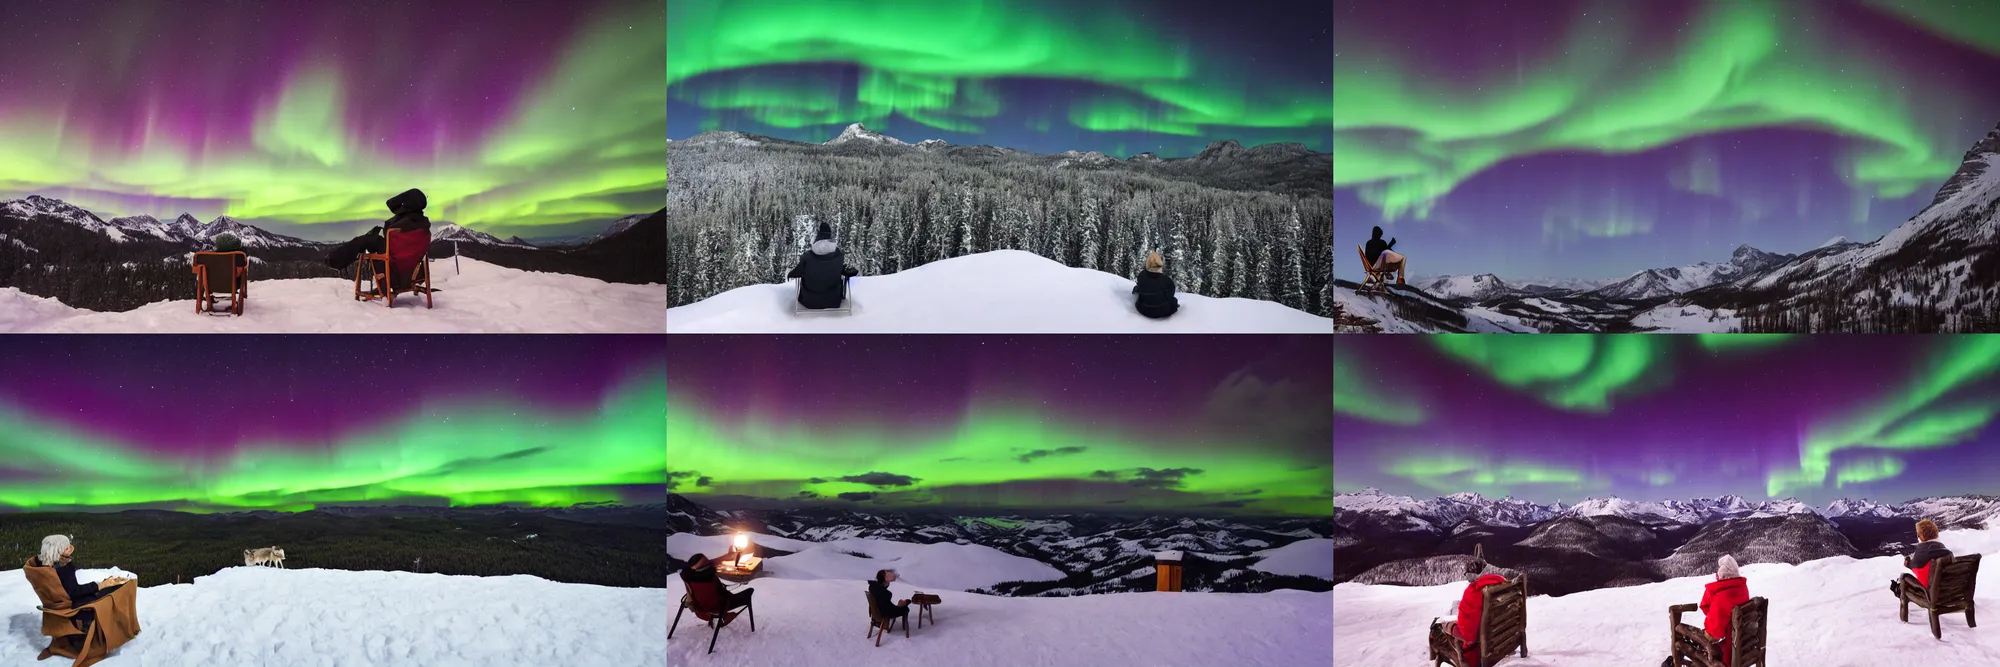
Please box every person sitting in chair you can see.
[1663,554,1750,667]
[1430,549,1505,666]
[326,188,432,294]
[682,553,752,609]
[1364,226,1405,285]
[33,535,131,607]
[867,569,911,622]
[786,221,858,310]
[208,234,249,269]
[1890,519,1951,599]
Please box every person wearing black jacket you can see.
[1363,226,1405,285]
[787,221,859,310]
[681,553,753,609]
[867,569,911,621]
[325,188,433,273]
[1132,251,1179,319]
[1890,519,1952,598]
[36,534,129,607]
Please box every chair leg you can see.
[708,617,721,655]
[1931,609,1942,639]
[748,600,755,632]
[903,613,909,638]
[1900,596,1910,622]
[668,601,684,639]
[876,620,885,647]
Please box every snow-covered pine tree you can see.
[1079,193,1101,271]
[792,213,815,252]
[1284,206,1307,309]
[1208,211,1229,297]
[1249,242,1272,301]
[1168,212,1189,289]
[1229,233,1249,298]
[959,185,976,258]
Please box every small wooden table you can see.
[912,593,940,628]
[715,555,763,582]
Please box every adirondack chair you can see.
[191,251,248,315]
[354,228,433,308]
[1668,596,1767,667]
[1428,575,1528,667]
[866,590,909,646]
[669,577,754,655]
[1357,245,1397,293]
[1901,553,1980,639]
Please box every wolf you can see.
[243,546,287,568]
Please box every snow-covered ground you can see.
[1,566,666,665]
[667,573,1330,666]
[1250,538,1335,579]
[0,257,665,333]
[1336,527,2000,666]
[667,250,1330,333]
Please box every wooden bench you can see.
[1668,596,1766,667]
[1428,575,1528,667]
[1902,553,1980,639]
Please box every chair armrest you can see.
[1668,603,1696,626]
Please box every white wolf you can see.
[243,546,287,568]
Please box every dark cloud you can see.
[797,490,819,499]
[839,472,921,487]
[1091,467,1205,489]
[1235,489,1263,496]
[837,492,878,502]
[807,478,828,484]
[667,470,699,491]
[937,457,969,463]
[1017,446,1088,463]
[695,476,713,487]
[1202,500,1252,508]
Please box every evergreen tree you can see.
[1079,193,1101,271]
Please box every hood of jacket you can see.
[811,238,838,256]
[387,188,428,216]
[1705,575,1748,598]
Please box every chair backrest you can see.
[1729,596,1768,667]
[1931,553,1980,610]
[21,562,70,610]
[385,228,431,277]
[681,572,725,617]
[1477,575,1528,664]
[193,252,244,293]
[864,590,882,621]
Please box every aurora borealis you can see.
[667,0,1332,157]
[1334,335,2000,505]
[0,336,665,512]
[667,336,1332,515]
[1335,0,2000,281]
[0,0,664,239]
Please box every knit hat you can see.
[212,233,241,252]
[1716,554,1740,580]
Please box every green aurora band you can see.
[1335,0,1974,220]
[668,0,1329,144]
[0,373,666,512]
[666,395,1330,515]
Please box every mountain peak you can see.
[1195,140,1246,160]
[1818,235,1851,248]
[827,122,908,146]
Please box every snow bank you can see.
[0,257,665,333]
[668,575,1330,666]
[666,250,1329,333]
[1336,527,2000,666]
[669,532,1063,592]
[0,566,664,666]
[1249,538,1334,579]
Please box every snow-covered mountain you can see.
[433,222,536,248]
[196,215,317,248]
[1336,488,2000,531]
[0,565,664,665]
[1336,526,2000,665]
[1819,235,1855,249]
[1417,273,1519,300]
[825,122,908,146]
[0,196,318,247]
[1590,244,1791,300]
[666,249,1330,333]
[584,213,653,244]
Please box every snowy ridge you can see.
[433,222,536,248]
[0,196,319,247]
[825,122,909,146]
[1336,526,2000,665]
[0,566,665,665]
[1336,488,2000,530]
[1591,244,1790,300]
[1417,273,1517,300]
[666,250,1329,333]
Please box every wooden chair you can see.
[191,251,248,315]
[1428,575,1528,667]
[669,578,754,655]
[1357,245,1398,294]
[866,590,909,647]
[353,229,433,308]
[1901,553,1980,639]
[1668,596,1767,667]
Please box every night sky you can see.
[0,0,664,240]
[1334,0,2000,281]
[667,0,1332,158]
[1335,335,2000,505]
[667,336,1332,515]
[0,336,665,512]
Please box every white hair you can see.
[38,535,70,568]
[1716,554,1740,580]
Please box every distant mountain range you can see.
[668,494,1332,597]
[0,194,651,250]
[1336,117,2000,333]
[1334,488,2000,596]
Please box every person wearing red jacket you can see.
[1431,549,1506,666]
[1664,554,1749,667]
[1890,519,1951,598]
